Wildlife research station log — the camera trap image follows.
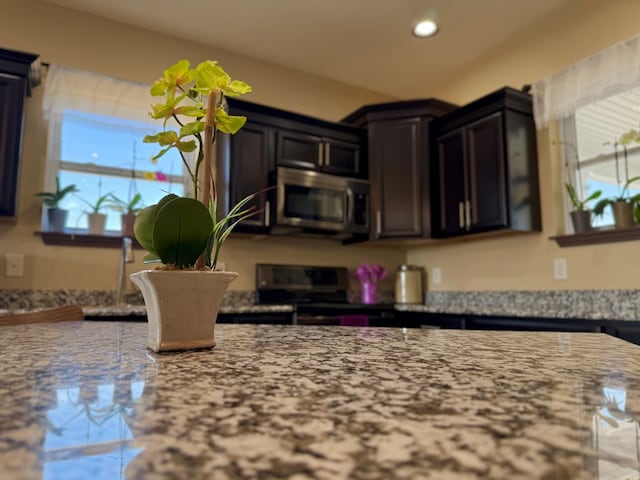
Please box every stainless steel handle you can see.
[458,202,464,229]
[376,210,382,237]
[346,189,354,226]
[318,143,324,167]
[465,201,471,230]
[325,142,331,167]
[264,200,271,227]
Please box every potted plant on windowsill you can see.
[80,193,112,235]
[593,176,640,229]
[129,59,258,352]
[564,183,601,233]
[110,193,143,237]
[35,177,78,232]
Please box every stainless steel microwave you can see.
[275,167,369,235]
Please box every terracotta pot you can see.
[88,213,107,235]
[569,210,592,233]
[612,201,634,229]
[121,213,137,237]
[47,208,68,232]
[129,270,238,352]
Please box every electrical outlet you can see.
[5,253,24,278]
[431,267,442,284]
[553,258,567,280]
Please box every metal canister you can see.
[394,265,424,304]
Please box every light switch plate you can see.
[5,253,24,278]
[553,258,567,280]
[431,267,442,284]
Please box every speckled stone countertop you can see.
[1,322,639,479]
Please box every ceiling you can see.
[43,0,579,98]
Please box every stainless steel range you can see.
[255,264,395,326]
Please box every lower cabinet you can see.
[465,316,605,333]
[608,322,640,346]
[218,313,294,324]
[395,312,640,346]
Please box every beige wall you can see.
[407,0,640,291]
[0,0,403,292]
[2,0,639,294]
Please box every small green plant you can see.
[110,193,143,215]
[79,193,113,214]
[564,183,601,211]
[134,59,258,269]
[35,177,78,208]
[593,176,640,217]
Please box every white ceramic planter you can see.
[88,213,107,235]
[129,270,238,352]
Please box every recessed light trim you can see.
[413,20,438,38]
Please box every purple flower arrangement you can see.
[354,263,388,304]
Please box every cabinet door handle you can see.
[325,142,331,167]
[458,202,464,229]
[318,143,324,167]
[264,200,271,227]
[376,210,382,237]
[465,201,471,230]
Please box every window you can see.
[42,66,187,234]
[561,86,640,228]
[533,32,640,234]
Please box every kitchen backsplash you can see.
[2,288,639,320]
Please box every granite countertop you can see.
[1,322,639,479]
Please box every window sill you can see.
[35,231,144,249]
[550,225,640,247]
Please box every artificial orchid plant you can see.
[134,59,259,270]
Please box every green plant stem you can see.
[193,133,204,199]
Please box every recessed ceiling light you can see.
[413,20,438,38]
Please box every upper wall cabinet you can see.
[275,120,365,179]
[343,99,457,239]
[0,48,41,220]
[431,87,541,238]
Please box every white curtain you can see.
[532,32,640,128]
[42,65,154,126]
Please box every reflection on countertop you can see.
[0,323,639,479]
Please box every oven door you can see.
[276,167,350,232]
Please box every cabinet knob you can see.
[458,202,464,229]
[376,210,382,237]
[325,142,331,167]
[318,143,324,167]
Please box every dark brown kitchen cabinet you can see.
[276,127,363,177]
[369,117,423,237]
[228,122,274,231]
[431,87,541,238]
[342,99,457,239]
[217,101,275,233]
[0,48,40,219]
